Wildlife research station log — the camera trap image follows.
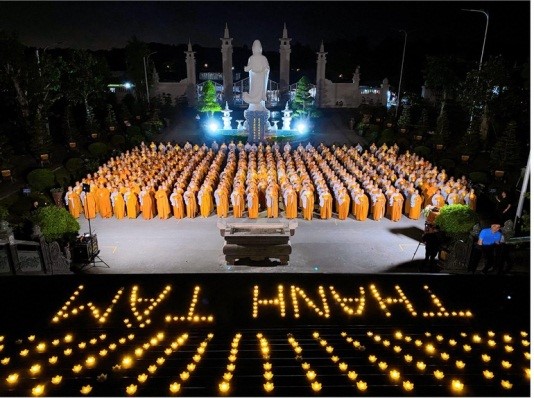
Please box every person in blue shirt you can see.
[477,223,502,274]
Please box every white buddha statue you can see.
[243,40,270,111]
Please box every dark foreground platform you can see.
[0,274,529,397]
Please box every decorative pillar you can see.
[184,39,197,106]
[279,23,292,103]
[380,78,389,106]
[315,41,327,108]
[220,23,234,104]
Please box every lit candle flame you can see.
[339,362,348,372]
[30,364,41,375]
[348,370,358,380]
[416,361,426,371]
[72,364,82,373]
[125,384,137,395]
[403,380,414,391]
[368,355,377,363]
[483,370,494,379]
[31,384,45,396]
[148,365,157,373]
[218,381,230,393]
[223,372,233,381]
[311,381,322,392]
[80,385,92,395]
[378,361,388,370]
[502,361,512,369]
[451,379,464,393]
[404,355,413,363]
[306,370,316,380]
[180,371,190,381]
[169,382,181,393]
[456,360,465,369]
[6,373,19,385]
[51,375,62,385]
[434,370,445,380]
[137,374,148,383]
[389,369,400,380]
[264,381,274,392]
[481,354,491,362]
[501,380,513,389]
[356,380,367,391]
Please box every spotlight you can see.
[207,119,219,134]
[296,121,308,134]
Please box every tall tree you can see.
[63,49,109,130]
[125,36,152,103]
[423,55,463,111]
[198,80,221,117]
[292,76,317,118]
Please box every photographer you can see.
[421,223,441,270]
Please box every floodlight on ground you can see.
[123,82,133,89]
[207,119,220,134]
[296,120,308,134]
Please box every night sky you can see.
[0,1,530,58]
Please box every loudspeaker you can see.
[82,183,90,193]
[73,234,99,262]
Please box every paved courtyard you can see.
[75,213,428,274]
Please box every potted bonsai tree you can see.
[106,104,119,133]
[458,125,481,163]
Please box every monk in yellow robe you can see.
[352,191,369,221]
[214,186,229,218]
[198,186,213,218]
[83,185,98,219]
[155,186,171,219]
[111,188,125,219]
[139,188,154,220]
[170,187,185,219]
[97,184,113,218]
[184,188,197,218]
[246,187,259,219]
[300,186,315,220]
[266,183,279,218]
[231,184,245,218]
[283,188,298,219]
[389,189,404,222]
[465,189,477,211]
[336,189,350,220]
[408,191,423,220]
[431,192,446,209]
[371,192,386,221]
[65,186,82,218]
[424,183,439,207]
[319,190,333,219]
[124,188,138,219]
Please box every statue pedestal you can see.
[244,110,269,143]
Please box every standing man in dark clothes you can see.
[495,191,512,224]
[421,223,441,270]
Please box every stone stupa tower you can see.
[279,23,292,103]
[220,23,234,104]
[184,39,197,106]
[315,41,328,108]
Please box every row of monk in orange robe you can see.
[64,141,475,222]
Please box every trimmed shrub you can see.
[27,169,55,192]
[88,142,109,158]
[111,134,126,148]
[33,205,80,242]
[65,158,83,174]
[438,158,456,172]
[468,171,489,185]
[413,145,431,159]
[378,128,395,145]
[126,125,141,136]
[54,168,71,187]
[130,134,144,147]
[435,204,479,237]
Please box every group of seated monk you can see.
[64,140,476,222]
